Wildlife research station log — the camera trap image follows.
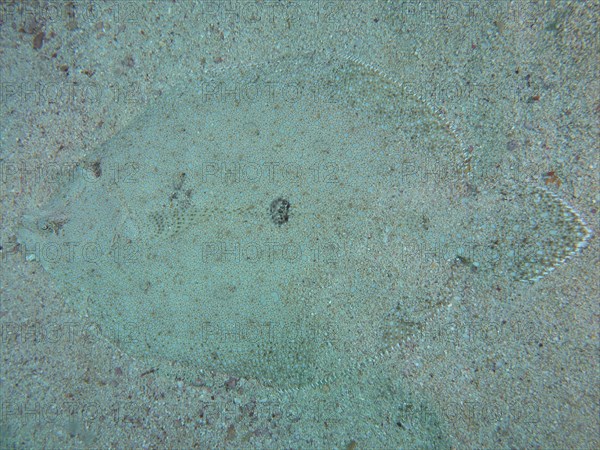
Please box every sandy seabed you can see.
[1,1,598,448]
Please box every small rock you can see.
[225,424,236,442]
[506,139,520,152]
[225,376,239,391]
[33,31,45,50]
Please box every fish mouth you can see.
[19,207,69,235]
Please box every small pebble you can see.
[225,376,239,391]
[33,31,45,50]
